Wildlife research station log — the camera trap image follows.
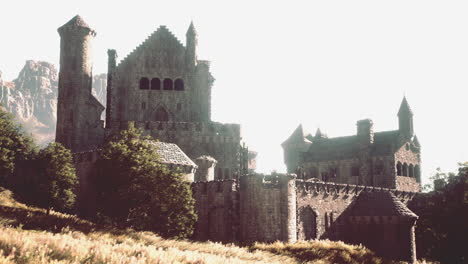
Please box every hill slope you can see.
[0,187,414,264]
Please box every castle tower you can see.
[106,49,117,129]
[56,15,104,152]
[185,21,198,70]
[398,97,414,139]
[194,155,217,181]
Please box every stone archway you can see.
[297,207,318,240]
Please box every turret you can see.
[185,21,198,69]
[194,156,217,181]
[106,49,117,128]
[398,97,414,139]
[56,15,97,151]
[282,124,312,173]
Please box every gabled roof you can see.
[350,191,418,219]
[304,130,400,161]
[118,25,185,67]
[282,124,312,146]
[147,141,197,168]
[398,96,413,116]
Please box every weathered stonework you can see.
[54,15,421,263]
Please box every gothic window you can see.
[139,77,149,90]
[155,107,169,121]
[409,164,414,178]
[351,166,360,177]
[151,78,161,90]
[324,212,329,231]
[174,78,184,91]
[397,162,402,176]
[163,78,173,90]
[402,163,408,176]
[298,207,317,240]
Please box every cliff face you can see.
[0,61,106,145]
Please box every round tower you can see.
[194,155,217,181]
[56,15,96,152]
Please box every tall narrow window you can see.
[174,78,184,91]
[139,77,149,90]
[151,78,161,90]
[402,163,408,176]
[396,162,402,176]
[141,102,146,110]
[409,164,414,178]
[163,78,173,90]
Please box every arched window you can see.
[396,162,402,176]
[163,78,173,90]
[155,107,169,121]
[174,78,184,91]
[409,164,414,178]
[402,163,408,176]
[151,78,161,90]
[139,77,149,90]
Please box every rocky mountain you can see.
[0,61,106,145]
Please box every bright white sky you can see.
[2,1,468,185]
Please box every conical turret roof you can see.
[398,96,413,116]
[186,21,197,36]
[413,135,420,147]
[282,124,312,146]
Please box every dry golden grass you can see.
[0,187,435,264]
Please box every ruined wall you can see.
[191,180,238,242]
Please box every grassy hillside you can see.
[0,187,427,264]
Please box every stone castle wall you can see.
[191,180,238,242]
[108,121,241,180]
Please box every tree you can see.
[95,123,196,238]
[409,163,468,264]
[0,106,36,184]
[36,142,78,215]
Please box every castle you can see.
[56,15,421,263]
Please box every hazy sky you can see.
[2,1,468,185]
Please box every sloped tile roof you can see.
[350,191,418,219]
[147,141,197,168]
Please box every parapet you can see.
[295,180,419,200]
[109,121,241,139]
[192,180,237,194]
[239,173,296,189]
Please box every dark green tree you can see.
[409,163,468,264]
[95,123,196,238]
[36,142,78,215]
[0,106,36,184]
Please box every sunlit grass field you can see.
[0,187,431,263]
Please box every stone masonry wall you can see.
[192,180,238,242]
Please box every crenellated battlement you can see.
[110,121,241,138]
[192,180,237,194]
[295,180,418,199]
[240,173,296,189]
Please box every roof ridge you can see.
[117,25,185,68]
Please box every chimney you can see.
[357,119,374,144]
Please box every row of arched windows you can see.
[139,77,184,91]
[396,162,421,179]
